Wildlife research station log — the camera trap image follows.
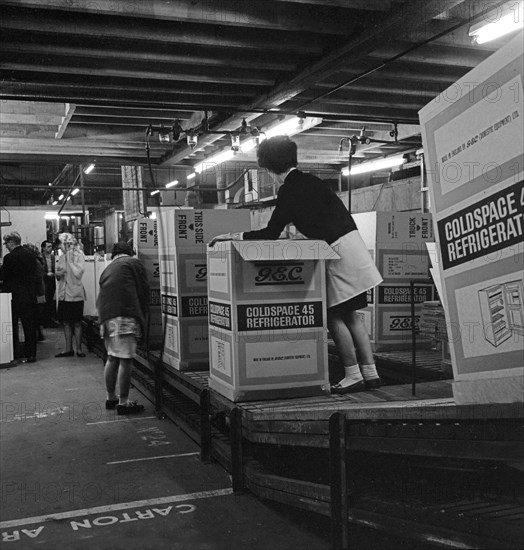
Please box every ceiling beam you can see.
[0,62,276,87]
[367,42,491,68]
[55,103,75,139]
[0,112,64,125]
[0,12,323,54]
[0,41,298,72]
[0,82,256,106]
[0,0,359,34]
[73,107,194,120]
[270,0,390,9]
[161,0,471,166]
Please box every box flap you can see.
[225,239,339,261]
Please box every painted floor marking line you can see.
[86,416,157,425]
[107,452,199,465]
[0,487,234,529]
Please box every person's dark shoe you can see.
[365,377,382,390]
[117,402,145,415]
[55,351,74,358]
[22,357,37,363]
[76,352,86,358]
[331,379,365,395]
[105,399,119,410]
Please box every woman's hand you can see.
[208,232,243,247]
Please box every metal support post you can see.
[329,411,349,550]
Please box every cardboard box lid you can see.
[214,239,340,261]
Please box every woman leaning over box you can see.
[210,135,383,394]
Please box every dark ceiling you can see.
[0,0,515,204]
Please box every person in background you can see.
[210,135,383,394]
[0,232,38,363]
[55,232,86,358]
[41,239,57,327]
[22,243,46,341]
[97,241,149,415]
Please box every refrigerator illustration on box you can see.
[478,279,524,347]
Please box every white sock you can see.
[336,364,364,388]
[361,363,380,381]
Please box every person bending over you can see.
[97,241,149,415]
[210,135,383,394]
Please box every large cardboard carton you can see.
[158,209,251,371]
[133,217,162,346]
[208,240,338,402]
[0,293,14,364]
[419,33,523,404]
[83,254,109,317]
[353,212,435,351]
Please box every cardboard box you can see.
[83,254,109,317]
[158,209,251,371]
[207,240,338,402]
[133,217,163,346]
[419,34,524,404]
[0,293,14,364]
[353,212,435,351]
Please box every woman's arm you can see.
[68,248,85,280]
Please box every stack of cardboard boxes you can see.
[133,216,162,347]
[157,209,250,371]
[354,211,436,351]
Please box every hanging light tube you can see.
[84,162,96,174]
[150,189,160,196]
[194,149,235,173]
[165,179,179,188]
[469,2,523,44]
[341,155,406,176]
[71,188,80,196]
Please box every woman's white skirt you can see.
[326,230,383,309]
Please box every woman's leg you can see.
[344,311,373,364]
[117,358,134,404]
[345,311,381,386]
[63,323,73,352]
[73,321,83,353]
[104,355,120,400]
[327,309,364,390]
[327,310,357,366]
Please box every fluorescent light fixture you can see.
[45,213,60,220]
[194,149,235,173]
[84,162,96,174]
[341,155,406,176]
[71,188,80,196]
[150,189,160,196]
[165,179,179,188]
[469,2,523,44]
[194,115,323,171]
[52,201,58,206]
[187,172,196,180]
[58,194,64,200]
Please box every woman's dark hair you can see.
[256,135,297,174]
[111,241,135,259]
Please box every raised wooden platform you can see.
[81,319,523,550]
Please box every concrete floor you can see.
[0,327,332,550]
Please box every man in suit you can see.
[0,232,38,363]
